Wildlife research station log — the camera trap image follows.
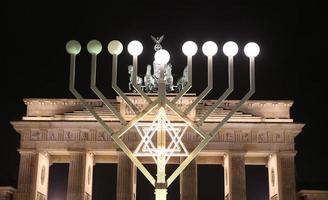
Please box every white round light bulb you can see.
[154,49,170,64]
[223,41,239,57]
[244,42,260,57]
[127,40,143,56]
[182,41,198,56]
[87,40,102,55]
[65,40,81,55]
[202,41,218,56]
[107,40,123,55]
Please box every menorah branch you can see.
[111,55,140,114]
[90,54,127,125]
[168,56,256,186]
[69,54,114,135]
[198,55,235,125]
[184,56,213,114]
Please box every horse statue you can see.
[164,64,174,92]
[144,65,156,92]
[176,66,188,92]
[128,65,143,92]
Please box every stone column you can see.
[116,152,136,200]
[67,151,94,200]
[14,151,50,200]
[267,151,296,200]
[0,186,16,200]
[224,152,246,200]
[180,158,197,200]
[14,151,36,200]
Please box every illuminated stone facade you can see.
[11,95,305,200]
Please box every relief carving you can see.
[20,126,294,146]
[48,129,58,141]
[80,130,89,141]
[87,165,91,185]
[96,131,107,141]
[226,132,235,142]
[274,132,284,143]
[41,165,46,185]
[31,129,41,141]
[64,130,76,141]
[241,132,251,143]
[271,168,275,187]
[257,131,268,143]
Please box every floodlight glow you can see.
[65,40,81,55]
[223,41,239,57]
[244,42,260,57]
[154,49,170,64]
[182,41,198,56]
[87,40,102,55]
[202,41,218,56]
[128,40,143,56]
[107,40,123,55]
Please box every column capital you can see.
[18,149,37,154]
[67,149,86,155]
[278,150,297,157]
[224,150,246,157]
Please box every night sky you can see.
[1,0,327,199]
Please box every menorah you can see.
[65,37,260,200]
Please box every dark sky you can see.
[1,0,327,199]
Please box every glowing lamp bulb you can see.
[65,40,81,55]
[154,49,170,64]
[182,41,198,56]
[87,40,102,55]
[244,42,260,57]
[223,41,239,57]
[107,40,123,55]
[202,41,218,56]
[127,40,143,56]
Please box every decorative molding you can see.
[20,98,296,122]
[23,98,104,117]
[17,127,298,145]
[298,190,328,200]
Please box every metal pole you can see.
[155,63,167,200]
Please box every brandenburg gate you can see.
[10,38,305,200]
[11,97,303,200]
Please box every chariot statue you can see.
[128,35,188,93]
